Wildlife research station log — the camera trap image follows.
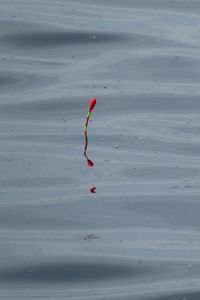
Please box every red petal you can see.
[89,98,96,112]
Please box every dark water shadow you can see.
[144,290,200,300]
[0,97,85,120]
[0,261,157,283]
[121,290,200,300]
[2,31,126,48]
[0,74,17,87]
[0,71,52,91]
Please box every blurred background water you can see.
[1,0,200,299]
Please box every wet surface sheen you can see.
[1,0,200,299]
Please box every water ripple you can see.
[1,0,200,298]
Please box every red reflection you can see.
[90,186,96,193]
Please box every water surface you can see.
[1,0,200,299]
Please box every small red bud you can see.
[89,98,96,112]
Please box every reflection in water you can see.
[83,98,97,192]
[84,133,94,167]
[90,186,96,193]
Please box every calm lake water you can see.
[1,0,200,299]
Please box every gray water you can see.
[1,0,200,299]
